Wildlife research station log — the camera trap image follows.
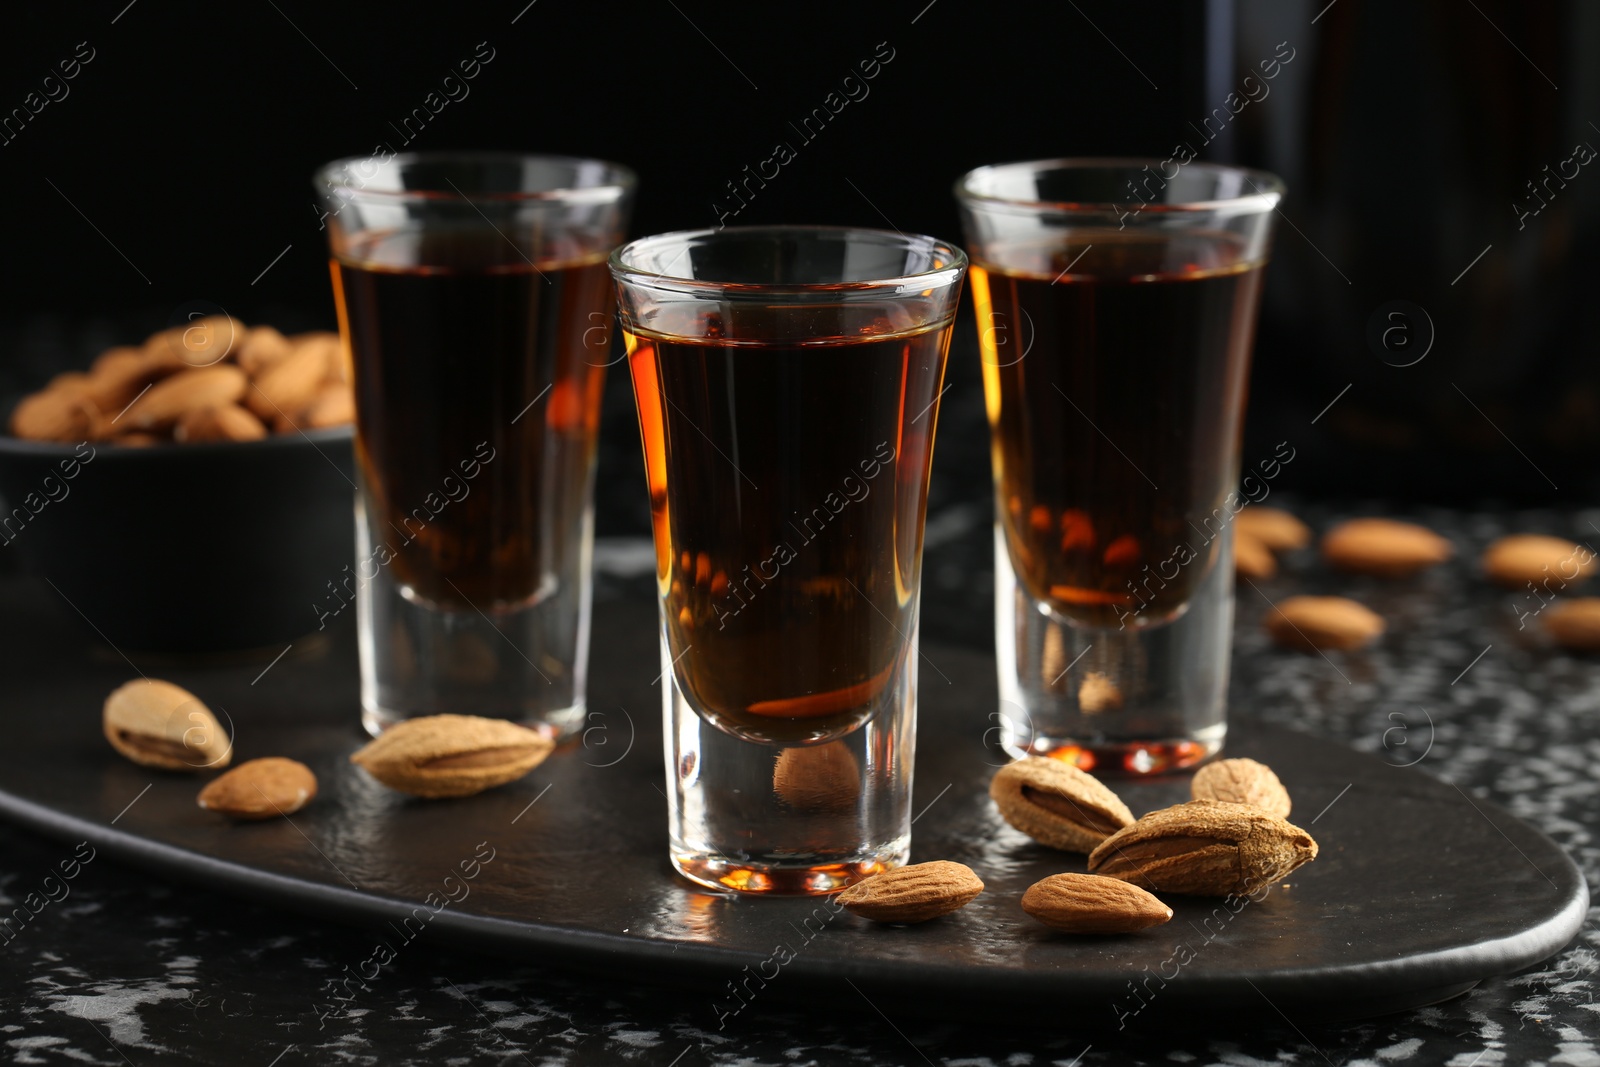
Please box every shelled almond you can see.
[1482,534,1595,589]
[198,758,318,820]
[1322,518,1452,578]
[7,319,353,446]
[1235,506,1312,552]
[1021,873,1172,934]
[837,861,984,924]
[1544,598,1600,652]
[1233,505,1309,581]
[1264,595,1384,652]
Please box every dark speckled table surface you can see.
[4,493,1599,1066]
[3,347,1599,1065]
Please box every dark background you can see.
[2,0,1596,514]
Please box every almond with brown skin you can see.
[1482,534,1596,589]
[144,315,245,370]
[110,431,162,448]
[103,679,232,771]
[9,388,104,442]
[246,341,326,422]
[1544,598,1600,652]
[1264,595,1384,652]
[1234,533,1277,580]
[81,348,161,413]
[1235,506,1311,552]
[1191,757,1291,818]
[235,326,295,377]
[198,758,318,820]
[294,381,355,430]
[1021,873,1173,934]
[773,742,860,813]
[990,757,1135,852]
[350,714,554,798]
[1088,799,1318,896]
[1322,518,1452,578]
[836,861,984,924]
[122,365,249,431]
[292,332,347,384]
[1078,671,1122,713]
[90,344,148,376]
[175,403,269,443]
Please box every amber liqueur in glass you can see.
[972,232,1263,628]
[627,314,949,745]
[332,229,612,611]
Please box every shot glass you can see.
[956,159,1282,774]
[315,152,635,739]
[611,226,966,894]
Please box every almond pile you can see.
[9,317,351,446]
[839,754,1319,935]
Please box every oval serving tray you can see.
[0,588,1585,1023]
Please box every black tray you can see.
[0,583,1586,1023]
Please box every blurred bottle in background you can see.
[1231,0,1600,502]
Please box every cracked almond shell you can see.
[1088,799,1318,897]
[350,714,554,798]
[103,678,232,771]
[1191,757,1292,818]
[990,757,1135,852]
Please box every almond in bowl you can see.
[6,320,352,446]
[0,326,357,651]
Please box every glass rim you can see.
[954,157,1285,216]
[608,224,968,296]
[313,150,637,205]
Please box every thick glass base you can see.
[356,501,591,741]
[672,851,905,896]
[661,626,917,896]
[994,525,1232,776]
[361,700,585,741]
[1023,731,1224,775]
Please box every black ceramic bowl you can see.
[0,429,356,653]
